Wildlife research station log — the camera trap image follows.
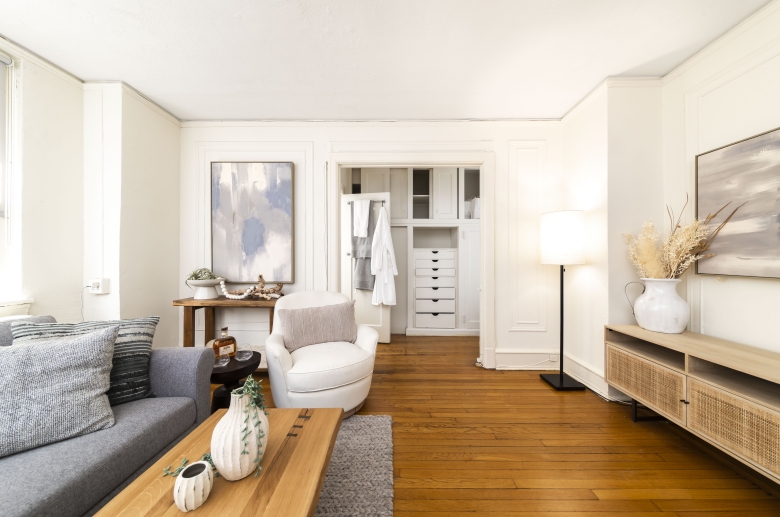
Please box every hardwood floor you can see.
[246,335,780,516]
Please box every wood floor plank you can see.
[237,335,775,515]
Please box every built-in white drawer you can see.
[415,276,456,288]
[416,313,456,329]
[414,249,456,260]
[416,268,456,277]
[415,259,455,268]
[416,299,455,312]
[416,287,455,299]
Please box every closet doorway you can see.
[338,165,482,343]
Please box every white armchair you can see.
[264,291,378,415]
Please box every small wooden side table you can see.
[172,296,278,348]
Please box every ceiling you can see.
[0,0,772,121]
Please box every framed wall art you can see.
[696,126,780,279]
[211,162,294,283]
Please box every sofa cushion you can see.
[287,341,373,393]
[0,327,118,458]
[0,397,195,517]
[0,315,56,347]
[12,317,160,406]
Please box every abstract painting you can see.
[211,162,294,283]
[696,127,780,278]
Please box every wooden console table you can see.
[173,297,278,348]
[605,324,780,485]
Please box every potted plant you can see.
[622,197,740,334]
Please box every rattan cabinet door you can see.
[689,379,780,478]
[606,345,686,425]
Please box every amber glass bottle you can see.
[212,327,237,358]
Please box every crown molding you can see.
[83,82,181,127]
[561,77,662,123]
[0,34,83,88]
[662,0,780,85]
[180,119,560,128]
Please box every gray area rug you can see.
[315,415,393,516]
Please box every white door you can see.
[459,226,481,329]
[432,167,458,219]
[341,192,392,343]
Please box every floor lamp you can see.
[539,211,586,391]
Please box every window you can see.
[0,52,15,299]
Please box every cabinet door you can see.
[432,167,458,219]
[361,168,390,194]
[689,379,780,479]
[459,226,480,329]
[389,168,408,219]
[606,345,686,425]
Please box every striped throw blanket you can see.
[11,317,160,406]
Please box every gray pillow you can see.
[277,301,357,352]
[0,326,118,458]
[11,317,160,406]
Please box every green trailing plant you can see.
[162,457,189,477]
[200,453,220,477]
[232,375,268,477]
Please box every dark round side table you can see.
[210,351,262,413]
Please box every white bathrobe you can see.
[370,207,398,305]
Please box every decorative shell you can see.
[173,461,214,512]
[210,393,269,481]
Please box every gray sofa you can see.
[0,316,214,517]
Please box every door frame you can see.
[326,149,497,369]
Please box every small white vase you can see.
[186,278,224,300]
[173,461,214,512]
[633,278,690,334]
[210,393,269,481]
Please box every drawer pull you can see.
[432,313,439,316]
[432,277,438,280]
[432,259,438,263]
[432,251,439,254]
[432,287,439,290]
[432,268,439,271]
[680,399,690,405]
[432,299,438,302]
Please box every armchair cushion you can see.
[287,342,373,393]
[277,300,357,352]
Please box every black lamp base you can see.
[540,373,586,391]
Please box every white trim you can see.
[0,34,83,87]
[562,353,611,398]
[405,328,479,337]
[662,0,780,85]
[182,120,560,128]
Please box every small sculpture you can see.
[220,275,284,300]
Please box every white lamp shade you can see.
[540,211,585,265]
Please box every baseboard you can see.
[405,328,479,337]
[495,349,559,370]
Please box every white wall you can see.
[662,1,780,352]
[119,87,181,347]
[562,80,664,395]
[179,122,564,365]
[0,38,86,321]
[83,83,181,346]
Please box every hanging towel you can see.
[371,207,398,305]
[351,200,375,290]
[353,199,371,238]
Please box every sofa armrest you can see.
[354,325,379,356]
[149,347,214,425]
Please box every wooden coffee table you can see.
[95,408,343,517]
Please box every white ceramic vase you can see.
[186,278,224,300]
[633,278,690,334]
[210,393,269,481]
[173,461,214,512]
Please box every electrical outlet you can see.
[88,278,110,295]
[549,354,559,362]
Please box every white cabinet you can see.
[360,168,389,194]
[413,248,456,329]
[432,167,458,219]
[459,226,480,329]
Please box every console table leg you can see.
[183,307,195,347]
[205,307,216,344]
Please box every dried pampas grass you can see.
[622,195,742,279]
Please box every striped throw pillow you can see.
[277,301,357,352]
[12,317,160,406]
